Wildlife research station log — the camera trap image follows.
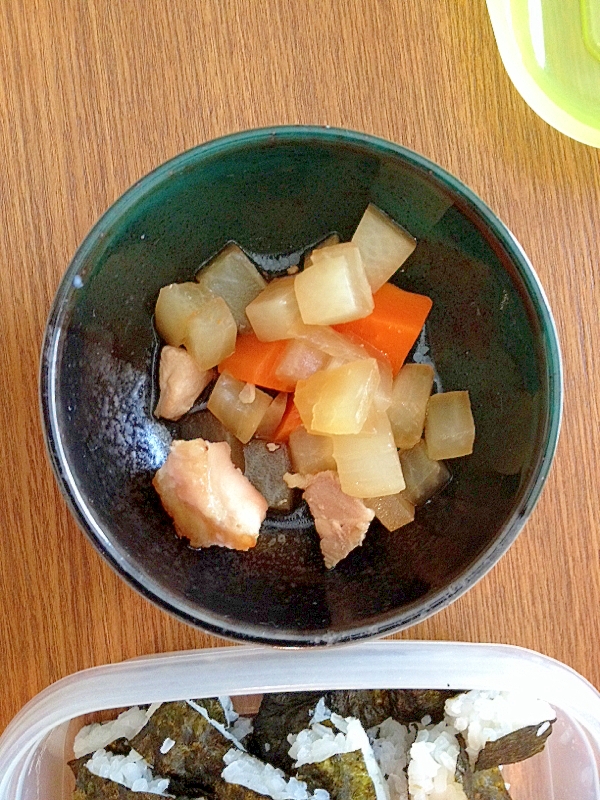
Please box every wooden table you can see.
[1,0,599,734]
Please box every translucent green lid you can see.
[487,0,600,147]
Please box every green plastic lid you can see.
[487,0,600,147]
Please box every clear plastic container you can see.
[1,641,599,799]
[486,0,600,147]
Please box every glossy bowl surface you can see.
[41,126,562,645]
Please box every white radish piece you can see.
[155,282,213,346]
[183,296,237,370]
[351,203,416,291]
[196,243,266,333]
[388,364,434,449]
[207,372,273,443]
[424,391,475,460]
[294,243,374,325]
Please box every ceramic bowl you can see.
[41,127,562,645]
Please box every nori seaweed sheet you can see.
[456,738,512,800]
[249,689,403,771]
[213,778,278,800]
[326,690,399,729]
[297,750,377,800]
[474,720,554,771]
[248,691,323,770]
[392,689,460,725]
[72,765,163,800]
[128,700,231,795]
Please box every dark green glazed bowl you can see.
[41,127,562,646]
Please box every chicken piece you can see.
[153,438,268,550]
[154,345,215,421]
[300,471,375,568]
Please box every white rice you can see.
[310,698,331,725]
[219,696,239,727]
[85,748,170,795]
[444,690,555,765]
[407,722,467,800]
[231,716,254,742]
[186,700,246,751]
[288,712,389,800]
[74,706,160,759]
[369,717,414,800]
[160,738,176,754]
[222,749,330,800]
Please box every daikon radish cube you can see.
[275,339,331,385]
[290,325,369,364]
[304,233,341,268]
[245,276,306,341]
[332,413,405,498]
[424,391,475,460]
[399,440,450,505]
[255,392,288,439]
[351,203,416,291]
[155,282,213,346]
[183,296,237,370]
[196,243,266,333]
[288,426,336,474]
[294,243,374,325]
[388,364,435,449]
[207,372,272,443]
[294,358,380,435]
[364,493,415,531]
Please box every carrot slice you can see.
[218,334,295,393]
[333,283,432,374]
[272,397,303,442]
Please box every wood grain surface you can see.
[1,0,599,734]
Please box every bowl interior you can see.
[43,129,559,644]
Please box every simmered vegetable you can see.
[294,243,374,326]
[424,391,475,460]
[364,492,415,531]
[245,276,306,342]
[295,359,380,436]
[218,334,295,393]
[271,397,303,442]
[399,440,450,506]
[288,426,336,474]
[275,339,331,385]
[332,413,405,498]
[255,392,288,439]
[155,282,213,347]
[351,203,417,291]
[178,409,245,471]
[152,205,476,566]
[334,283,432,375]
[243,440,294,511]
[183,297,238,371]
[387,363,434,449]
[207,372,273,444]
[196,243,267,333]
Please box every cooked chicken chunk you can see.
[154,345,214,421]
[300,471,375,568]
[153,438,268,550]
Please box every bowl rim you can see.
[40,125,563,646]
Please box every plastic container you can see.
[486,0,600,147]
[1,641,599,799]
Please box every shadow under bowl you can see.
[41,126,562,645]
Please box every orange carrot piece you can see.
[218,334,295,393]
[272,397,303,442]
[333,283,432,374]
